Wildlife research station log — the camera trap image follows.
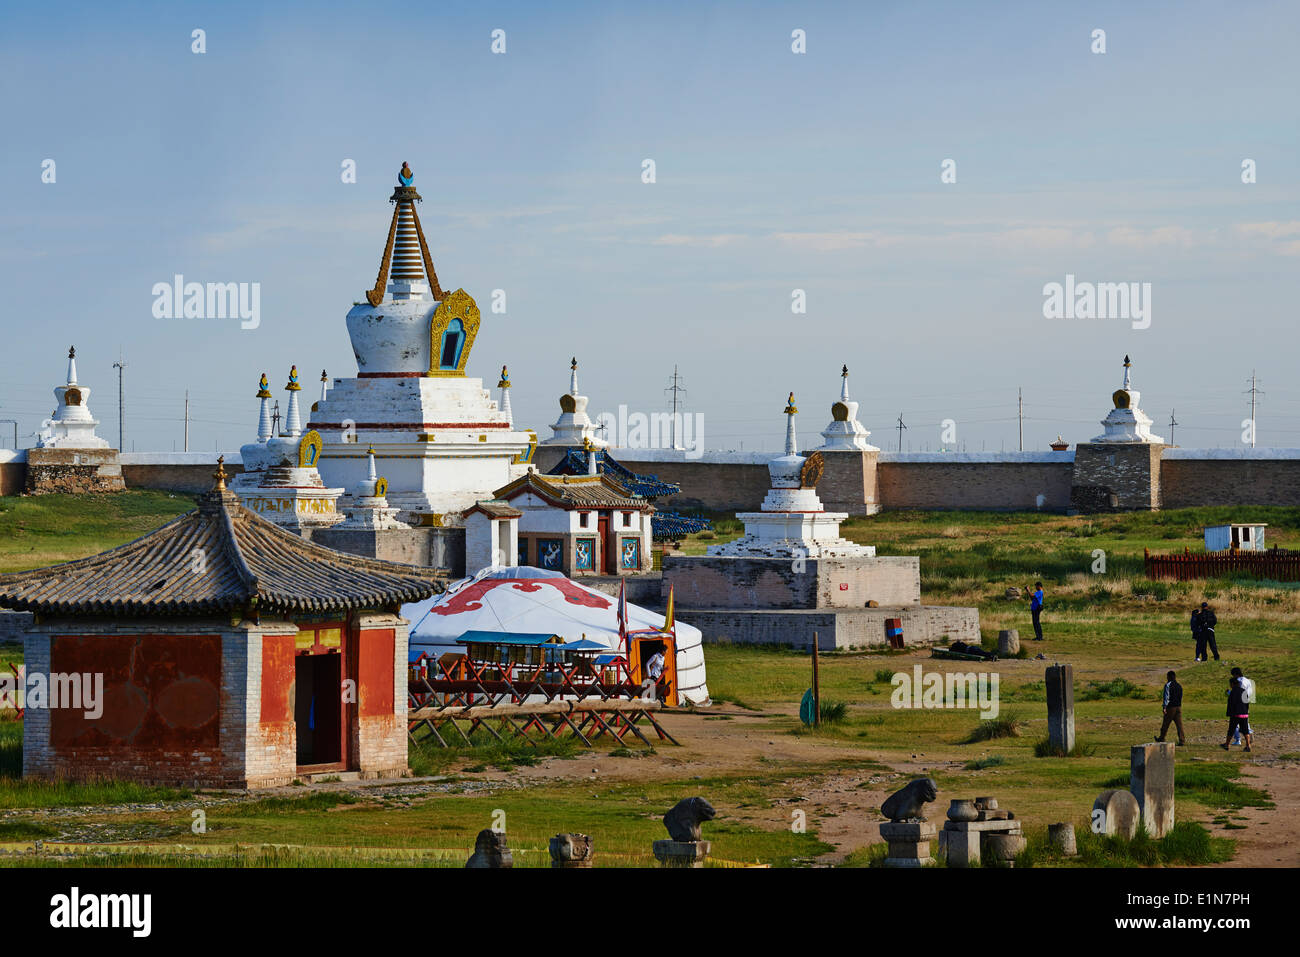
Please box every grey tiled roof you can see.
[0,486,444,618]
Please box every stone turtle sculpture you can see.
[663,796,716,842]
[465,828,513,868]
[881,778,938,822]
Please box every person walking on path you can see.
[1230,667,1256,745]
[1220,675,1252,753]
[1191,606,1205,661]
[1027,581,1045,641]
[1155,670,1186,746]
[1200,602,1220,661]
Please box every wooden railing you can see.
[1145,546,1300,582]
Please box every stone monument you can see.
[1130,741,1175,838]
[653,796,715,868]
[25,347,125,494]
[879,778,938,868]
[1045,663,1076,754]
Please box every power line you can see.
[1245,371,1264,448]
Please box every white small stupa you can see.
[37,347,110,449]
[1091,355,1164,444]
[336,446,408,530]
[816,365,879,452]
[232,367,345,529]
[497,365,513,427]
[543,357,607,448]
[709,393,876,559]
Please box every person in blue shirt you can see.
[1027,581,1045,641]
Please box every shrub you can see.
[961,712,1022,743]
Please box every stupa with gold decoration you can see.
[1091,355,1163,443]
[307,162,534,521]
[815,365,879,452]
[709,393,876,559]
[232,366,344,529]
[543,357,607,448]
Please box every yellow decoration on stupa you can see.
[256,373,272,399]
[286,365,302,392]
[784,392,798,415]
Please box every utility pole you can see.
[1244,371,1263,448]
[896,413,907,452]
[184,390,190,452]
[112,354,127,452]
[1168,409,1178,446]
[271,400,282,436]
[664,366,687,450]
[1018,387,1023,452]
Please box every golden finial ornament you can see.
[256,373,272,399]
[213,455,228,490]
[286,365,301,391]
[784,392,798,415]
[498,365,510,388]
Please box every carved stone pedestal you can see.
[879,821,936,868]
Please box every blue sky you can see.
[1,0,1297,453]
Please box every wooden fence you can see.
[1144,547,1300,583]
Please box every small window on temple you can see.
[623,511,633,524]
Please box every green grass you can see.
[0,490,196,573]
[1099,763,1273,811]
[1018,821,1233,867]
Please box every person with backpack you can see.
[1155,670,1186,746]
[1190,606,1204,661]
[1230,667,1255,745]
[1221,675,1252,753]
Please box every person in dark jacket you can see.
[1200,602,1219,661]
[1190,607,1205,661]
[1220,676,1252,752]
[1155,670,1186,746]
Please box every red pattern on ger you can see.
[431,577,611,616]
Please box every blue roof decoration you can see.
[652,511,712,539]
[549,449,679,499]
[453,630,562,646]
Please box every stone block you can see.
[1093,789,1140,839]
[652,839,711,868]
[879,821,936,868]
[997,629,1020,655]
[1046,663,1075,754]
[1048,822,1077,856]
[549,832,594,868]
[1130,742,1175,838]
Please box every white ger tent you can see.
[401,566,710,705]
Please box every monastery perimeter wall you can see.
[1160,449,1300,508]
[5,448,1300,513]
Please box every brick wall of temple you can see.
[351,613,408,778]
[816,450,881,514]
[614,458,772,511]
[24,448,125,495]
[1071,443,1165,510]
[876,457,1074,510]
[24,627,230,787]
[0,459,25,496]
[1160,455,1300,507]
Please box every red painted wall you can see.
[48,634,221,752]
[261,633,296,724]
[358,628,395,717]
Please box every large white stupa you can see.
[815,365,878,452]
[308,163,534,521]
[1091,355,1164,444]
[37,347,110,449]
[709,394,876,559]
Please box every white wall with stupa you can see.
[1092,355,1164,443]
[37,347,110,450]
[307,163,535,524]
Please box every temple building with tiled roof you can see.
[0,462,444,788]
[484,469,654,576]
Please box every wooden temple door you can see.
[598,513,612,573]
